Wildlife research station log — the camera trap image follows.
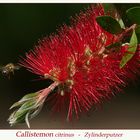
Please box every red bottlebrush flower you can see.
[19,4,140,121]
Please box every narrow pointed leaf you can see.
[8,111,16,124]
[96,15,122,34]
[103,4,125,29]
[118,18,125,29]
[8,94,45,127]
[120,30,138,68]
[25,112,30,128]
[9,109,28,126]
[10,101,23,110]
[19,100,37,111]
[20,92,38,102]
[30,104,44,119]
[10,92,38,109]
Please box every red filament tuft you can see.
[20,4,140,120]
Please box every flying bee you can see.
[0,63,21,78]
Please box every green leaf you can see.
[120,30,138,68]
[96,15,122,34]
[8,81,59,128]
[118,18,125,29]
[102,4,125,29]
[30,106,43,119]
[10,100,36,125]
[19,100,37,111]
[25,112,30,128]
[10,92,38,109]
[8,109,28,126]
[8,93,45,128]
[10,101,23,110]
[126,7,140,24]
[20,92,38,101]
